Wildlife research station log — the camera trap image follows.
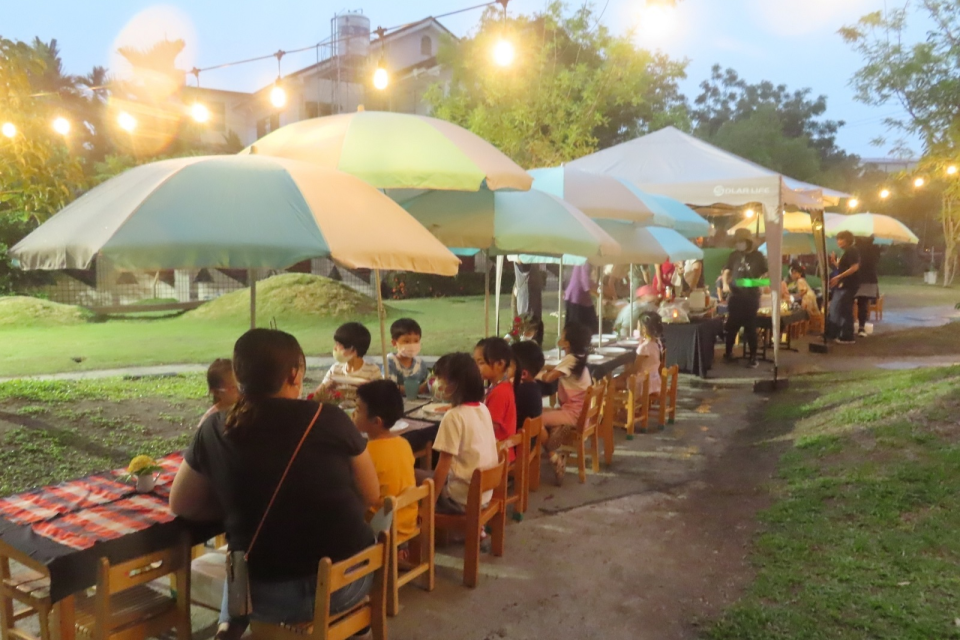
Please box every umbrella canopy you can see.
[728,211,816,236]
[614,182,711,238]
[826,212,919,245]
[514,222,702,266]
[529,167,656,223]
[760,233,839,256]
[241,111,532,192]
[11,155,460,276]
[400,188,621,258]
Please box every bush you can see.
[877,245,924,277]
[384,270,516,299]
[0,218,54,295]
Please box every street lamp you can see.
[1,122,17,138]
[118,112,137,132]
[52,117,71,135]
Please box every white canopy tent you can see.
[569,126,851,380]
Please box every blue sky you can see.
[4,0,924,157]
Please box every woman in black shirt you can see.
[170,329,379,634]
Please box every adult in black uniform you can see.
[854,235,880,337]
[722,228,769,368]
[826,231,861,344]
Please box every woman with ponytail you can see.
[171,329,379,635]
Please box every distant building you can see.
[860,157,919,175]
[185,15,455,148]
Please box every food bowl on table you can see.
[420,403,452,418]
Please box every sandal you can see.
[551,452,567,486]
[547,423,573,451]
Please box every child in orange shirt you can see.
[354,380,418,541]
[473,337,518,462]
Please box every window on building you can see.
[209,101,226,132]
[256,113,282,139]
[305,101,334,119]
[420,35,432,56]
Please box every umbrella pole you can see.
[248,269,256,330]
[629,264,636,337]
[598,274,603,344]
[557,256,563,349]
[494,255,504,336]
[374,269,389,374]
[484,252,491,336]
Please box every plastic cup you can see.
[404,378,420,400]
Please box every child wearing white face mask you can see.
[384,318,429,395]
[314,322,382,402]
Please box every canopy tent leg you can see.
[629,264,636,337]
[598,274,603,344]
[557,256,564,349]
[249,268,256,330]
[484,252,491,337]
[374,269,389,374]
[494,255,504,336]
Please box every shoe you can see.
[747,359,759,368]
[551,452,567,487]
[858,330,868,337]
[722,353,736,363]
[835,338,856,345]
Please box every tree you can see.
[425,2,688,168]
[691,65,860,187]
[841,2,960,284]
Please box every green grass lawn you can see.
[0,296,552,377]
[879,276,959,309]
[708,365,960,639]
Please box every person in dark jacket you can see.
[854,235,881,337]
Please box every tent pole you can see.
[494,255,504,336]
[484,252,491,336]
[557,256,564,349]
[374,269,389,374]
[248,268,256,330]
[629,264,636,337]
[598,270,603,345]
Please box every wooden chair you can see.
[497,431,527,521]
[560,379,607,484]
[870,295,884,321]
[433,455,508,588]
[412,440,433,472]
[640,365,679,431]
[0,543,53,640]
[521,417,543,511]
[73,535,191,640]
[383,481,435,617]
[598,375,620,466]
[609,368,639,439]
[249,533,388,640]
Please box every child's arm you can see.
[541,368,565,383]
[431,452,454,499]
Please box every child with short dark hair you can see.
[197,358,239,428]
[354,380,417,541]
[427,353,499,514]
[314,322,381,401]
[384,317,429,393]
[473,337,517,461]
[510,341,545,433]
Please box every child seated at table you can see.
[313,322,381,402]
[384,317,430,394]
[424,352,499,514]
[511,340,545,432]
[538,322,593,484]
[635,312,665,398]
[354,380,418,543]
[197,358,239,428]
[474,337,517,461]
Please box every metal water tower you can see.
[332,11,370,63]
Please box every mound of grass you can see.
[0,296,92,327]
[187,273,379,323]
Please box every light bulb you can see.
[947,165,958,176]
[847,198,859,209]
[118,112,137,132]
[879,188,890,199]
[744,208,756,218]
[190,103,209,123]
[373,67,389,91]
[1,122,16,138]
[53,117,70,135]
[913,177,925,188]
[493,39,515,67]
[270,85,287,108]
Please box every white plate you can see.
[330,375,370,386]
[619,340,640,347]
[420,403,452,416]
[390,420,411,433]
[598,347,628,355]
[591,334,618,344]
[544,358,561,367]
[587,354,606,363]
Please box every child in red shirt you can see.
[473,337,517,461]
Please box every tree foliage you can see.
[691,65,860,187]
[426,1,688,168]
[841,2,960,284]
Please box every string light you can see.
[493,0,514,67]
[847,198,859,209]
[118,112,137,132]
[947,165,958,176]
[190,103,210,123]
[913,177,925,188]
[269,84,287,108]
[52,117,71,135]
[744,208,756,218]
[2,122,16,138]
[879,188,890,199]
[373,65,389,90]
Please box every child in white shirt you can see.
[383,317,429,394]
[313,322,381,404]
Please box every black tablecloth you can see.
[663,317,725,378]
[758,309,808,330]
[588,350,637,380]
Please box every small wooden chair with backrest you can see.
[412,440,433,472]
[598,375,621,466]
[0,542,53,640]
[521,417,543,511]
[73,534,191,640]
[641,365,679,430]
[383,480,435,617]
[433,454,508,588]
[249,533,389,640]
[497,430,528,521]
[560,379,607,484]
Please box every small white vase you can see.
[136,474,156,493]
